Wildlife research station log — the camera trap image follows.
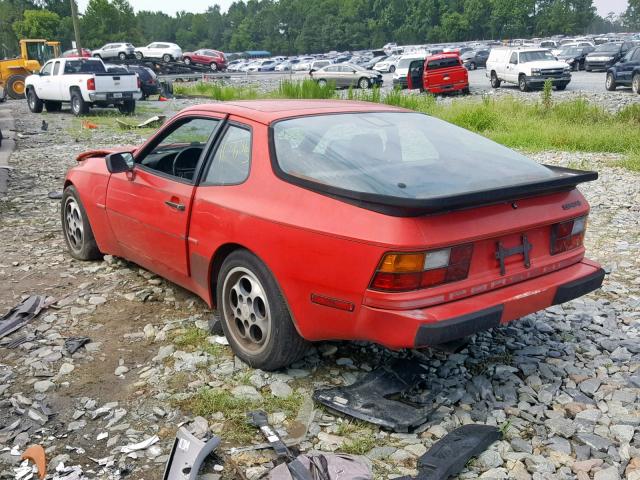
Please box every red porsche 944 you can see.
[61,100,604,370]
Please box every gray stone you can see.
[593,467,620,480]
[476,450,503,469]
[610,424,635,443]
[544,417,576,438]
[270,381,293,398]
[33,380,54,393]
[577,433,612,452]
[231,385,262,401]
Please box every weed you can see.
[181,389,303,444]
[173,327,225,357]
[275,79,336,99]
[616,103,640,124]
[615,151,640,172]
[341,434,377,455]
[174,81,259,100]
[541,79,553,111]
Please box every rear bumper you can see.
[89,91,142,101]
[355,259,604,349]
[426,82,469,94]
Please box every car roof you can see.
[427,53,460,61]
[180,100,407,125]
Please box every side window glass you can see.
[633,49,640,61]
[52,61,60,75]
[138,118,219,181]
[204,125,251,185]
[41,62,52,76]
[509,53,518,64]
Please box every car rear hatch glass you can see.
[271,112,596,216]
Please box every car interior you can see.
[140,144,204,180]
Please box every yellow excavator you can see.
[1,39,61,99]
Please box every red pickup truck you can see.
[407,53,469,94]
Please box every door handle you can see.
[164,200,185,211]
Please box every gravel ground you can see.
[0,98,639,480]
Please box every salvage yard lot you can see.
[1,92,639,480]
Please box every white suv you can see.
[486,48,571,92]
[92,43,135,61]
[134,42,182,62]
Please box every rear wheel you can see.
[389,65,396,73]
[27,88,43,113]
[135,52,143,60]
[317,79,327,87]
[7,75,27,99]
[70,90,89,116]
[162,54,172,63]
[210,62,218,72]
[44,100,62,112]
[183,57,191,65]
[117,99,136,115]
[61,185,101,261]
[490,71,501,88]
[217,250,308,370]
[358,77,371,89]
[518,75,529,92]
[469,62,476,70]
[118,52,127,60]
[605,72,617,91]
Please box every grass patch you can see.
[341,433,377,455]
[181,389,304,444]
[615,151,640,172]
[276,79,336,99]
[173,327,225,357]
[174,81,259,100]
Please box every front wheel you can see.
[162,54,172,63]
[61,185,101,261]
[632,74,640,95]
[118,52,127,60]
[183,57,191,65]
[117,99,136,115]
[518,75,529,92]
[469,62,476,70]
[210,62,218,72]
[317,79,327,87]
[389,65,396,73]
[556,83,567,91]
[135,52,143,60]
[358,77,371,89]
[217,250,309,370]
[7,74,27,99]
[27,89,43,113]
[605,72,617,91]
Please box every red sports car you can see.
[61,100,604,370]
[182,49,227,71]
[62,48,92,58]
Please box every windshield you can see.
[560,47,580,55]
[273,112,554,199]
[595,43,621,52]
[25,42,56,64]
[397,58,421,68]
[519,51,555,62]
[64,60,107,74]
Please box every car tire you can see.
[605,72,617,91]
[135,52,143,60]
[317,79,327,87]
[389,65,396,73]
[469,62,476,70]
[44,100,62,112]
[217,249,309,371]
[118,52,127,61]
[358,77,371,89]
[61,185,101,261]
[632,73,640,95]
[183,57,191,65]
[462,87,470,95]
[210,62,218,72]
[490,71,501,88]
[7,74,27,99]
[162,54,172,63]
[518,75,529,92]
[27,88,43,113]
[117,100,136,115]
[556,83,567,91]
[70,90,89,116]
[585,67,591,72]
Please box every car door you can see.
[47,60,62,99]
[505,52,518,82]
[617,47,637,83]
[105,115,222,284]
[36,61,54,99]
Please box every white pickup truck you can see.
[24,57,141,116]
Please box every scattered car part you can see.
[0,296,45,340]
[21,444,46,480]
[64,336,91,354]
[313,359,438,432]
[116,115,166,130]
[267,454,372,480]
[121,435,159,454]
[162,427,221,480]
[248,410,312,480]
[395,425,502,480]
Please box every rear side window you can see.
[426,57,460,69]
[52,61,60,75]
[204,125,251,185]
[272,112,554,199]
[64,60,106,74]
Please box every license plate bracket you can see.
[495,234,532,276]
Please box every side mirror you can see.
[106,152,134,173]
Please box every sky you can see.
[77,0,628,17]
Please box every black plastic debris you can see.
[163,427,221,480]
[0,295,45,340]
[396,425,502,480]
[313,359,439,432]
[48,191,63,200]
[64,337,91,354]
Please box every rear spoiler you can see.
[290,165,598,217]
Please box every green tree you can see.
[624,0,640,29]
[12,8,60,39]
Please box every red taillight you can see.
[137,76,142,89]
[551,216,586,255]
[87,78,95,91]
[370,244,473,292]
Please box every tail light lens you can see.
[87,78,95,91]
[137,76,142,89]
[371,244,473,292]
[551,216,586,255]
